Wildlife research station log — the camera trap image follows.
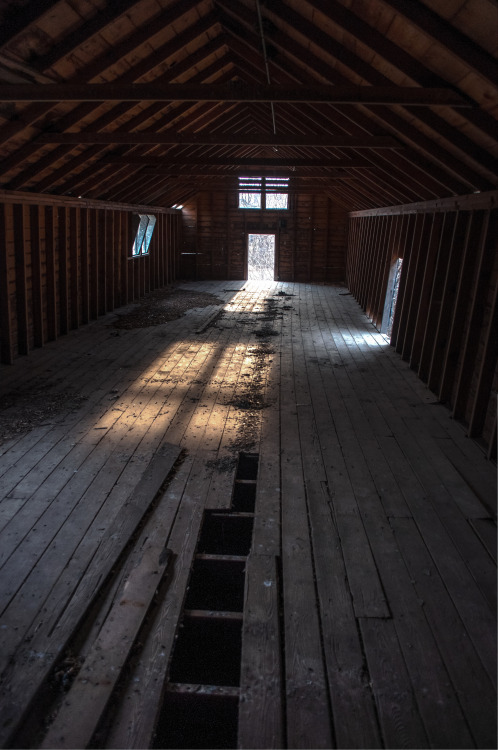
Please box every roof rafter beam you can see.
[378,0,498,85]
[0,83,471,106]
[37,132,402,147]
[104,156,373,167]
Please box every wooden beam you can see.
[379,0,498,86]
[0,0,59,48]
[0,189,175,213]
[13,204,29,356]
[220,0,492,188]
[349,191,498,216]
[105,156,373,168]
[38,133,402,148]
[0,205,15,364]
[0,83,471,105]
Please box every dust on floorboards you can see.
[0,281,496,749]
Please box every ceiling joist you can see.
[0,0,495,209]
[105,157,374,168]
[0,83,472,106]
[37,133,402,148]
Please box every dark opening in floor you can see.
[231,480,257,512]
[168,615,242,686]
[236,452,259,480]
[153,691,239,749]
[184,557,246,612]
[196,512,254,556]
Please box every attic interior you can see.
[0,0,497,748]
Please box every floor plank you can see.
[0,281,495,750]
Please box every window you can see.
[238,176,288,210]
[131,214,156,256]
[238,177,262,209]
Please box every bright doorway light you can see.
[248,234,275,280]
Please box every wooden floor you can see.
[0,281,496,749]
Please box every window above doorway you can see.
[238,176,289,210]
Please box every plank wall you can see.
[0,193,181,364]
[346,192,498,459]
[180,191,347,282]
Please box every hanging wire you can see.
[255,0,277,135]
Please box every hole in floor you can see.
[236,452,259,480]
[153,691,239,749]
[231,480,256,512]
[197,512,254,556]
[185,558,246,612]
[169,615,242,686]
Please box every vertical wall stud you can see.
[30,204,44,348]
[69,207,80,329]
[58,206,69,336]
[0,205,15,364]
[13,204,29,355]
[45,206,57,341]
[80,208,90,325]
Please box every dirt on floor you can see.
[0,288,225,446]
[0,387,87,446]
[111,287,224,329]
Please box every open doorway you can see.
[248,234,275,280]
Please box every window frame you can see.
[131,213,156,257]
[238,176,289,211]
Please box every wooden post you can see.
[58,206,69,336]
[0,204,15,364]
[401,213,433,362]
[452,210,492,421]
[80,208,90,325]
[30,204,44,348]
[69,207,79,330]
[45,206,57,341]
[13,204,29,355]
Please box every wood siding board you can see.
[401,214,433,362]
[409,213,444,372]
[80,208,90,325]
[452,210,494,423]
[439,210,486,403]
[69,207,79,330]
[365,216,381,320]
[44,206,57,342]
[98,210,107,316]
[89,210,99,320]
[29,205,44,349]
[390,214,416,349]
[121,212,129,306]
[370,215,389,328]
[416,212,455,382]
[13,204,29,356]
[486,410,497,461]
[113,209,122,307]
[357,217,371,308]
[468,227,498,438]
[106,210,115,312]
[0,204,15,364]
[57,207,69,336]
[427,212,471,393]
[395,214,428,355]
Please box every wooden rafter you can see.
[37,133,402,147]
[379,0,498,85]
[220,2,494,189]
[104,156,373,167]
[0,83,472,106]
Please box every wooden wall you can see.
[346,192,498,459]
[0,193,181,364]
[179,191,347,282]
